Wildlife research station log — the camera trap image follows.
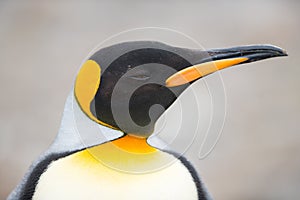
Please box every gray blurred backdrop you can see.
[1,0,299,199]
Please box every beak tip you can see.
[281,49,288,56]
[266,44,288,56]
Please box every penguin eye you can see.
[127,69,150,81]
[130,74,150,81]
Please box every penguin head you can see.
[74,41,287,138]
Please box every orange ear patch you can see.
[74,60,115,129]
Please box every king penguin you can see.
[8,41,287,200]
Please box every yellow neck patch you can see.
[111,135,157,154]
[79,135,163,173]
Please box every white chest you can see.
[33,148,198,200]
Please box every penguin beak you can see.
[165,45,288,87]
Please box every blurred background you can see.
[0,0,299,199]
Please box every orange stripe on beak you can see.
[166,57,248,87]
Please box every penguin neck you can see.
[111,134,157,154]
[85,134,171,173]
